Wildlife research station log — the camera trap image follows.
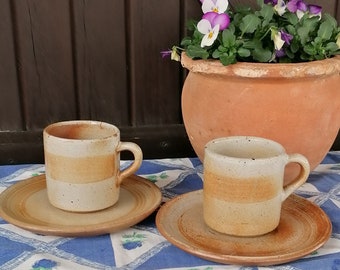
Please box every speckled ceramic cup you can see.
[43,120,143,212]
[203,136,310,236]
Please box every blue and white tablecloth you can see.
[0,152,340,270]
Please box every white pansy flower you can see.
[202,0,228,14]
[271,29,285,50]
[197,19,220,47]
[274,0,286,16]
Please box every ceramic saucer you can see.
[0,174,161,237]
[156,190,332,266]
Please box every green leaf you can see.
[212,49,222,59]
[219,53,237,66]
[240,14,261,34]
[213,45,237,59]
[322,13,338,29]
[180,28,204,48]
[185,19,198,32]
[286,25,296,35]
[285,48,295,59]
[303,44,316,55]
[290,40,300,53]
[252,47,272,62]
[325,42,339,52]
[301,16,319,33]
[259,4,274,25]
[216,45,228,53]
[222,29,236,47]
[180,37,193,47]
[237,47,251,57]
[185,45,210,59]
[283,12,299,26]
[242,39,261,49]
[297,26,310,44]
[176,0,340,65]
[318,20,333,41]
[256,0,264,8]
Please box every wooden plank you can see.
[183,0,201,22]
[71,0,129,124]
[0,125,196,164]
[12,0,77,129]
[1,127,339,164]
[128,0,182,125]
[0,0,23,130]
[333,131,340,150]
[0,0,339,136]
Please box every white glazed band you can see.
[43,120,143,212]
[203,136,310,236]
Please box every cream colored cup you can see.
[43,120,143,212]
[203,136,310,236]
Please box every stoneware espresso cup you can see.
[43,120,143,212]
[203,136,310,236]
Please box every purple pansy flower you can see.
[198,0,230,47]
[309,4,321,14]
[160,47,181,61]
[160,50,171,58]
[308,4,322,18]
[287,0,307,13]
[200,0,230,31]
[287,0,309,19]
[280,30,293,45]
[164,0,337,66]
[275,48,286,58]
[203,12,230,31]
[271,29,293,51]
[197,12,230,47]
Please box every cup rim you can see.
[43,120,119,141]
[204,136,286,161]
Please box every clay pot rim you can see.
[181,52,340,78]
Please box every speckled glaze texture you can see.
[181,53,340,185]
[156,190,331,266]
[203,136,310,236]
[43,120,143,212]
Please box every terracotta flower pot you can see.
[181,53,340,184]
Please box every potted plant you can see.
[162,0,340,184]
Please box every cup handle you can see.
[116,142,143,186]
[281,154,310,201]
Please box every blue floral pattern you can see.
[0,154,339,269]
[31,259,57,270]
[122,232,146,250]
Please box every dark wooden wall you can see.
[0,0,339,164]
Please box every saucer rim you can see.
[156,190,332,266]
[0,174,162,237]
